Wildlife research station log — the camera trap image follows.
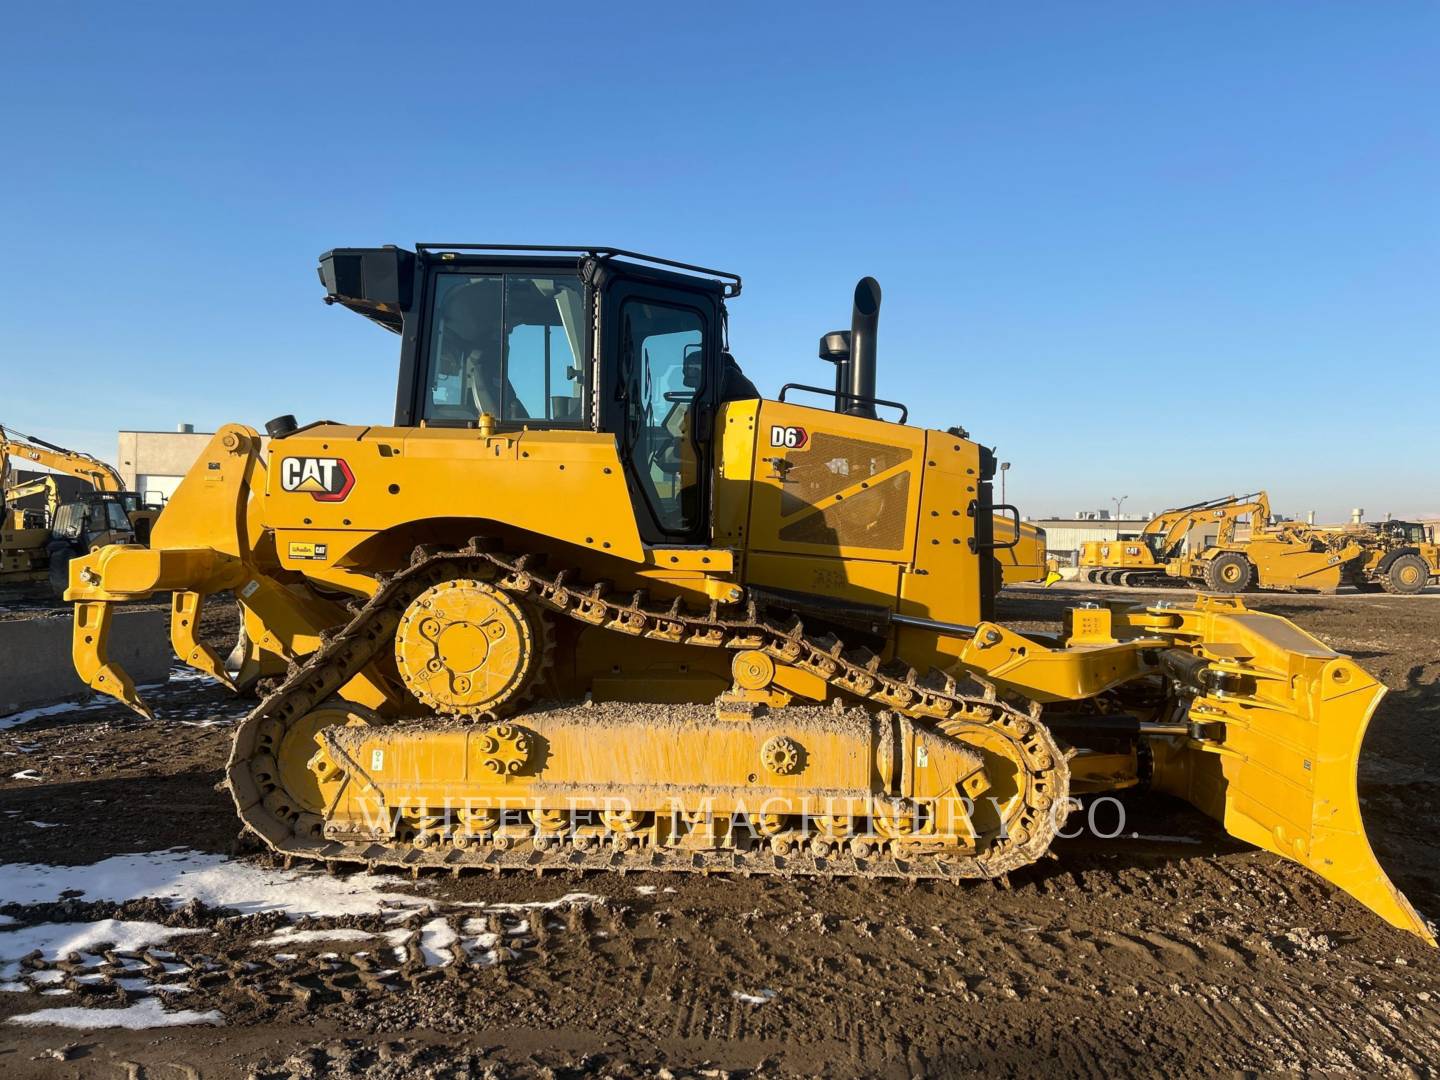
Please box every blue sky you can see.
[1,3,1435,522]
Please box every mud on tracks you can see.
[0,590,1437,1077]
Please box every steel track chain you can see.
[227,541,1071,880]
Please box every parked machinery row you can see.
[0,425,164,591]
[1079,491,1437,595]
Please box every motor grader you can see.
[64,245,1430,943]
[1078,492,1270,588]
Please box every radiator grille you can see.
[778,433,912,518]
[778,470,912,550]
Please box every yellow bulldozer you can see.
[62,245,1430,943]
[993,517,1060,588]
[1078,492,1269,587]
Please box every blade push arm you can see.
[67,426,263,714]
[954,595,1431,944]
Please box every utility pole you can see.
[1112,495,1128,520]
[1000,461,1010,505]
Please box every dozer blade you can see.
[1147,597,1434,944]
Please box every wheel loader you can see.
[63,245,1431,943]
[1078,492,1269,587]
[1352,520,1439,595]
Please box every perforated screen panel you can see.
[777,470,912,550]
[778,433,913,518]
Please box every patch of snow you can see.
[383,928,412,963]
[0,699,109,730]
[417,917,457,967]
[9,997,222,1029]
[0,850,429,920]
[272,953,297,962]
[164,666,216,684]
[10,769,42,781]
[154,984,192,994]
[733,988,778,1005]
[258,926,372,947]
[460,891,604,914]
[27,969,66,986]
[24,821,61,829]
[0,921,208,981]
[0,981,28,992]
[40,988,72,996]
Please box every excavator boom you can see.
[0,425,125,492]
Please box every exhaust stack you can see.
[847,277,882,418]
[817,277,884,418]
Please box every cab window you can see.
[619,299,705,535]
[52,502,83,539]
[423,273,586,425]
[84,501,128,533]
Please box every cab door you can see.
[598,271,721,545]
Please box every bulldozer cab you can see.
[320,245,738,544]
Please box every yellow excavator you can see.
[0,425,163,540]
[1078,492,1269,587]
[62,245,1431,943]
[1,475,62,580]
[0,426,164,590]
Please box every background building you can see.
[117,425,215,502]
[1027,511,1152,566]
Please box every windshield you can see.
[423,272,586,425]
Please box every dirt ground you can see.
[1,583,1437,1078]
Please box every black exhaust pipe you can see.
[847,277,881,418]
